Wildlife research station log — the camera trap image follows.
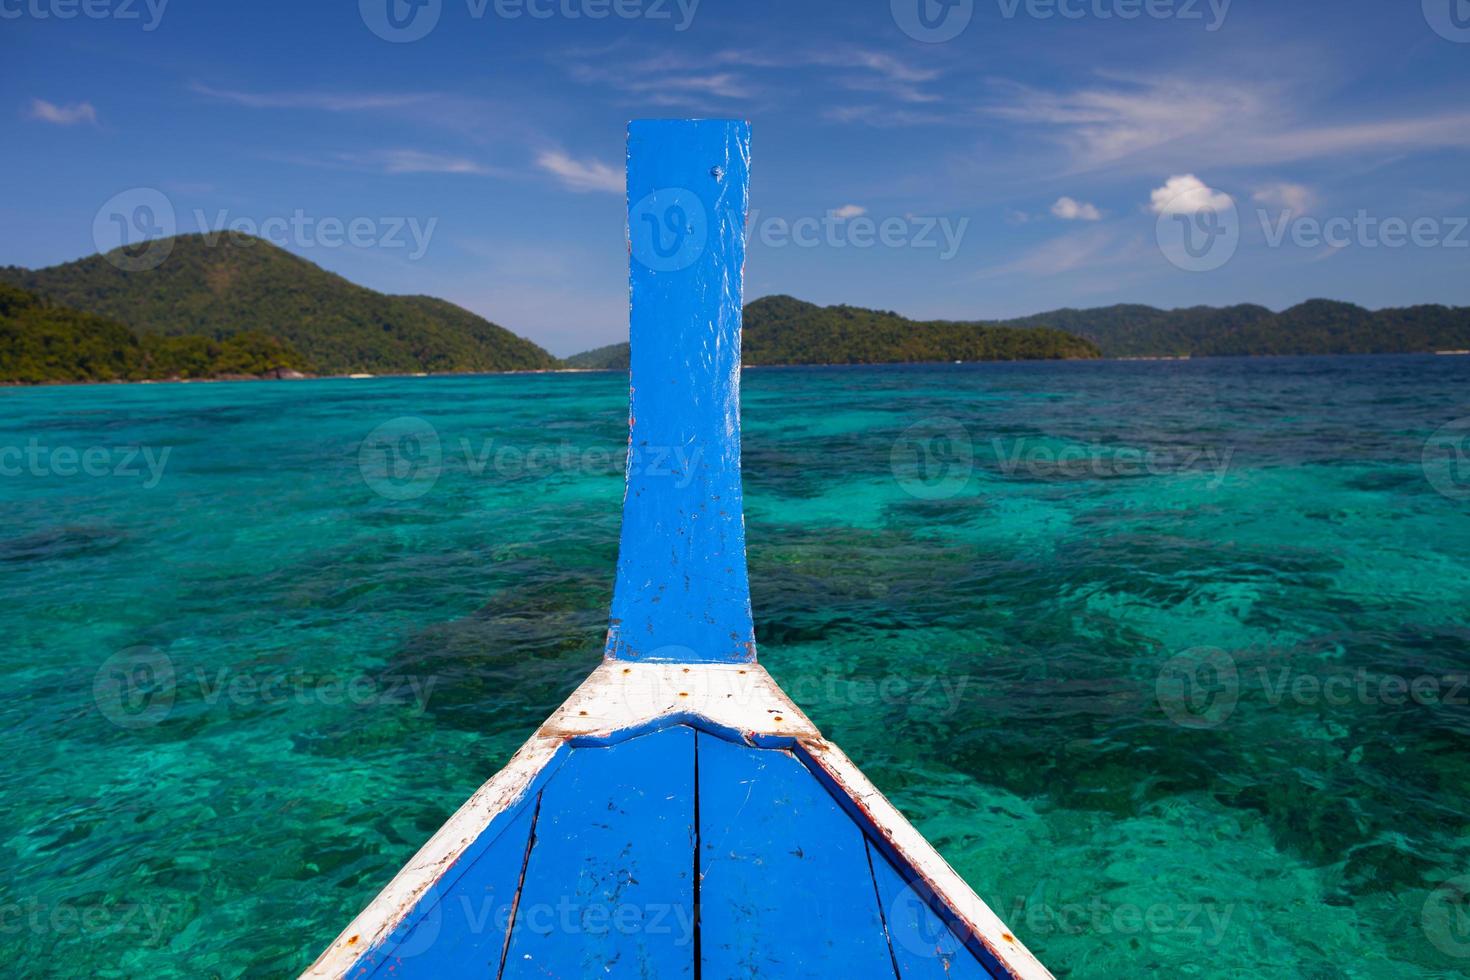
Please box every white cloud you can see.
[1149,175,1233,215]
[1051,197,1102,221]
[1252,182,1316,213]
[30,99,97,126]
[828,204,867,220]
[537,151,622,194]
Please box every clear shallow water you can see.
[2,356,1469,978]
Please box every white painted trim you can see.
[304,662,1053,979]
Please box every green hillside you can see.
[564,343,632,370]
[0,282,310,384]
[566,295,1100,368]
[0,235,558,375]
[571,296,1470,365]
[1002,299,1470,357]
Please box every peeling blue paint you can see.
[606,120,756,665]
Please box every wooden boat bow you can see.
[304,120,1052,980]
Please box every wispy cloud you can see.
[563,44,942,112]
[190,82,430,112]
[1252,182,1316,213]
[828,204,867,219]
[30,99,97,126]
[987,73,1470,173]
[978,227,1137,279]
[536,151,621,194]
[275,148,497,176]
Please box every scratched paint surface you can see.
[607,119,756,665]
[349,726,999,978]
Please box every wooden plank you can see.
[607,119,756,665]
[501,727,697,978]
[868,839,999,979]
[353,797,539,977]
[696,732,897,977]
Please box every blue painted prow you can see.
[606,120,755,665]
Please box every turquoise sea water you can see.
[2,356,1469,978]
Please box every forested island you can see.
[0,234,557,379]
[566,296,1470,367]
[7,234,1470,384]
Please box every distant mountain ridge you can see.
[567,296,1101,369]
[0,235,558,375]
[1003,299,1470,358]
[567,296,1470,367]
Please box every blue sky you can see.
[3,0,1469,355]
